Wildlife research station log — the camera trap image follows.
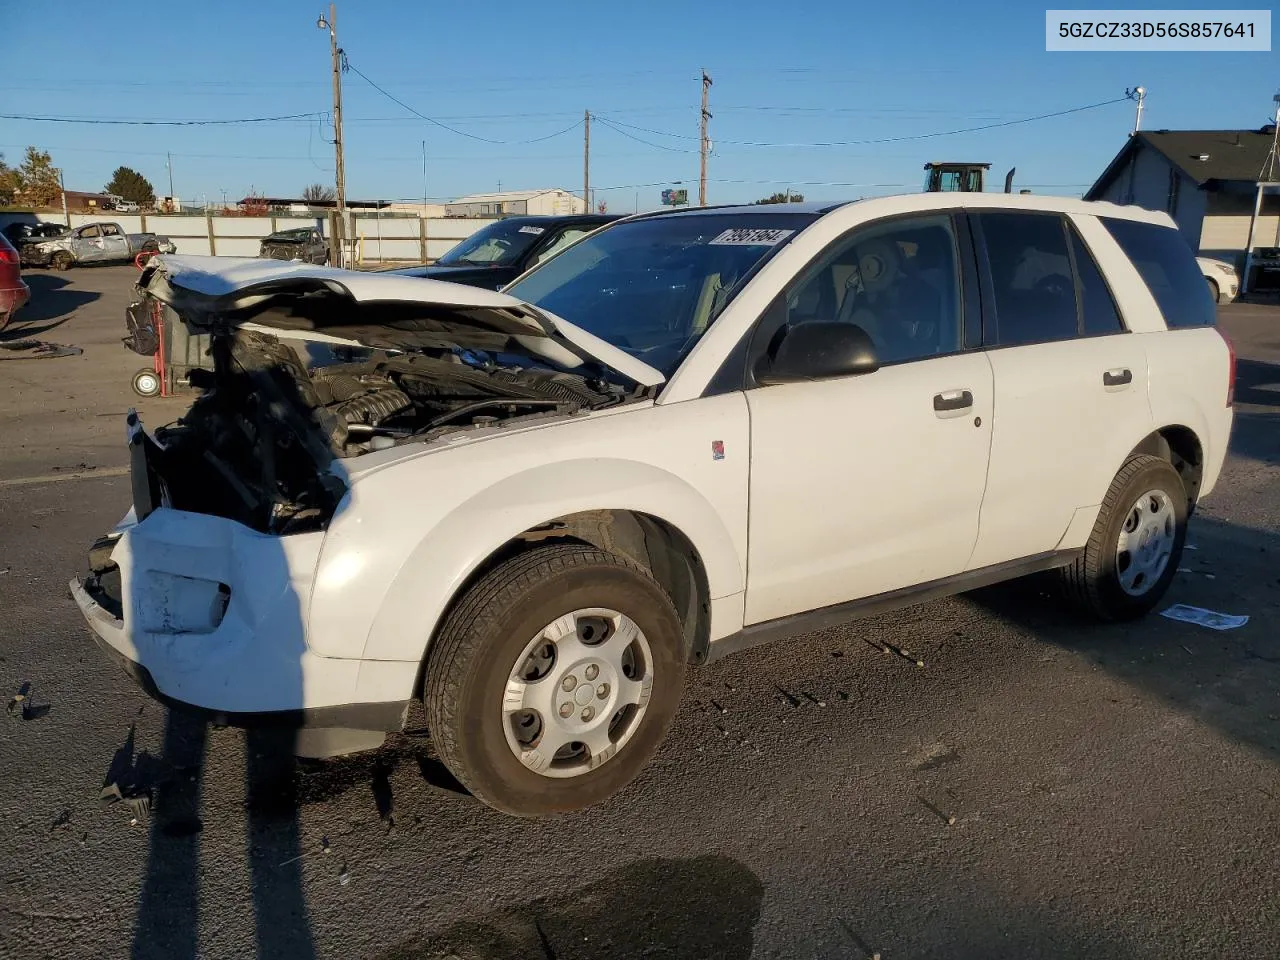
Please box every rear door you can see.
[967,211,1152,569]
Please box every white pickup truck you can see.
[23,221,175,269]
[72,194,1233,816]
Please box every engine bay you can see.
[151,329,625,534]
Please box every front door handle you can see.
[933,389,974,412]
[1103,368,1133,387]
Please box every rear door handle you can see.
[933,389,974,412]
[1103,368,1133,387]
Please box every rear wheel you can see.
[131,367,162,398]
[425,544,686,816]
[1206,277,1220,303]
[50,251,73,271]
[1060,455,1187,620]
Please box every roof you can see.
[237,197,391,209]
[631,194,1175,226]
[1086,128,1280,198]
[449,189,576,204]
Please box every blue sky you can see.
[1,1,1274,210]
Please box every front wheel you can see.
[425,544,687,816]
[50,251,73,271]
[1060,455,1188,620]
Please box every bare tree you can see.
[302,183,337,203]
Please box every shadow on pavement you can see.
[374,855,764,960]
[2,274,99,339]
[968,515,1280,763]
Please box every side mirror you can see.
[756,322,879,385]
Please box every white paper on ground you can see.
[1160,604,1249,631]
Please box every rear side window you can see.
[1068,227,1124,336]
[978,212,1077,346]
[1101,217,1215,328]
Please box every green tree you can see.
[755,191,804,204]
[17,147,62,207]
[302,183,336,203]
[0,154,19,205]
[105,166,156,204]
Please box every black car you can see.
[391,215,617,290]
[3,221,71,260]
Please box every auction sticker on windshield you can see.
[709,228,795,246]
[518,226,546,235]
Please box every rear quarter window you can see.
[1101,217,1215,329]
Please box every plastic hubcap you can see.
[502,608,653,779]
[1115,488,1176,596]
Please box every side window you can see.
[1101,217,1215,328]
[978,212,1077,346]
[782,214,963,365]
[101,223,121,237]
[79,224,101,239]
[1068,226,1124,336]
[533,227,590,266]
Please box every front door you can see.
[72,224,106,262]
[100,223,130,261]
[744,212,994,624]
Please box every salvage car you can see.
[21,221,176,269]
[0,232,31,331]
[3,220,72,254]
[391,214,616,290]
[72,195,1234,817]
[260,226,328,265]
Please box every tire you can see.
[50,251,73,271]
[1060,455,1188,621]
[131,367,162,398]
[425,543,687,816]
[1206,277,1220,303]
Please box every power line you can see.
[342,58,585,145]
[593,116,693,154]
[598,96,1130,148]
[0,111,326,126]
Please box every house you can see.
[444,189,586,218]
[1085,127,1280,271]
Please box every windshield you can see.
[437,220,547,266]
[503,212,816,377]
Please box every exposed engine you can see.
[150,330,619,534]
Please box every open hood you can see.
[140,255,664,388]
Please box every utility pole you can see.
[583,110,591,213]
[318,4,346,266]
[421,140,428,206]
[59,169,69,226]
[699,69,712,206]
[166,151,175,202]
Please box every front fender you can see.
[306,394,750,665]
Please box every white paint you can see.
[74,193,1235,721]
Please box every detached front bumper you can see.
[71,503,410,744]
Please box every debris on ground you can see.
[100,781,152,818]
[774,685,801,708]
[917,794,958,826]
[0,340,84,360]
[338,864,351,886]
[864,638,925,667]
[1160,604,1249,631]
[50,809,73,834]
[6,681,51,720]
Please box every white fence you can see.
[0,211,496,264]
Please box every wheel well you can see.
[413,510,713,700]
[1127,426,1204,507]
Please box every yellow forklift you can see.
[923,162,1018,193]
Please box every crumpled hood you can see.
[140,255,664,387]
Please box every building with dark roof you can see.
[1085,127,1280,272]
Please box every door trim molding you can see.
[705,549,1080,663]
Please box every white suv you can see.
[72,194,1234,816]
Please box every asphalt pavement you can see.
[1,266,1277,959]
